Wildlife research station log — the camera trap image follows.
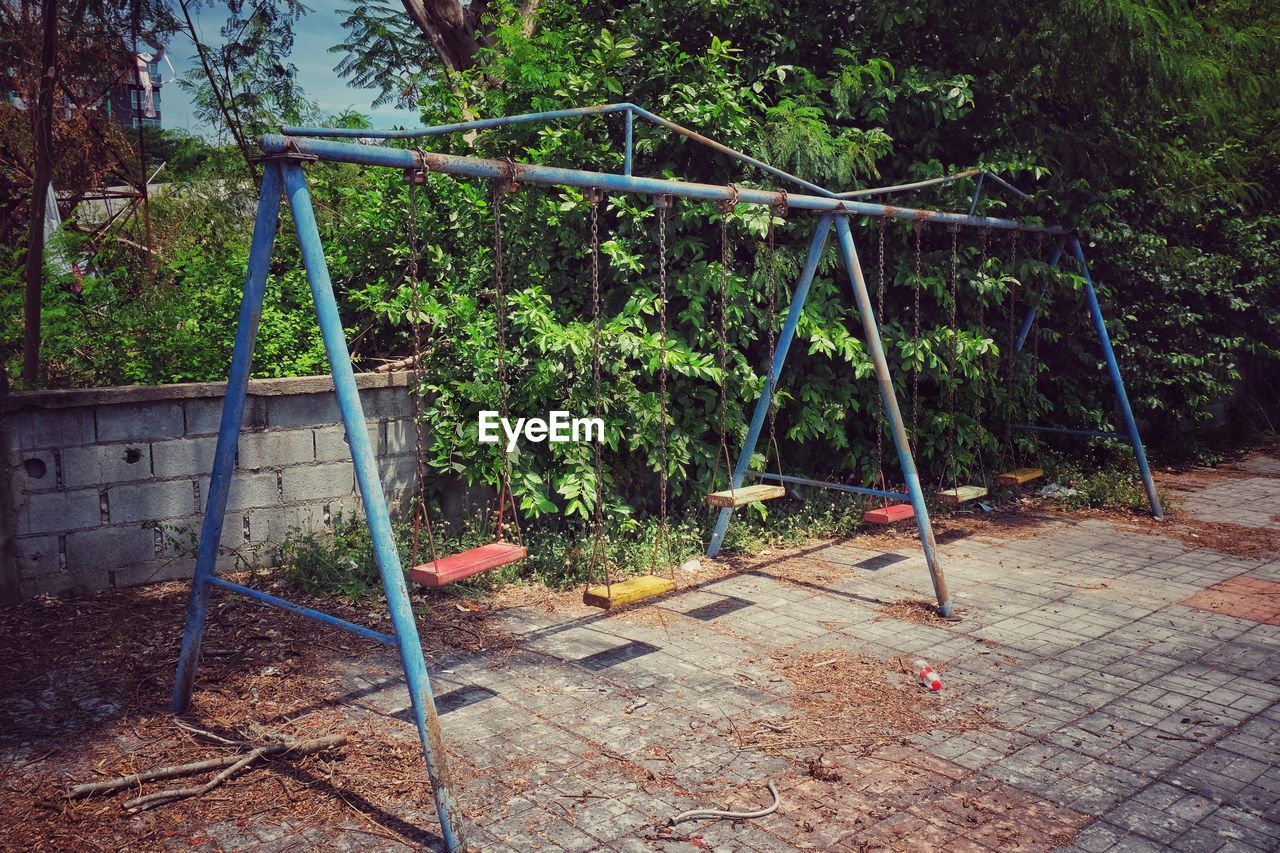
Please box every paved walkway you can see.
[4,456,1279,851]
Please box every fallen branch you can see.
[670,781,781,825]
[66,734,347,810]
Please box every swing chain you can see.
[911,221,924,443]
[765,191,786,482]
[491,177,522,546]
[947,224,960,490]
[653,193,672,574]
[405,154,440,569]
[1003,229,1021,466]
[713,187,739,494]
[973,226,992,485]
[874,215,888,496]
[587,188,609,590]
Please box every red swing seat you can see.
[410,542,527,588]
[863,504,915,524]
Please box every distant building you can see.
[109,50,165,129]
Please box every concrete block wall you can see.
[0,372,417,602]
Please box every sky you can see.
[162,0,421,134]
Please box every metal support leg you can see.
[1016,243,1063,352]
[835,216,952,616]
[280,163,466,849]
[623,108,633,176]
[172,163,283,713]
[706,216,833,557]
[1070,238,1163,520]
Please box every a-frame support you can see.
[705,214,953,617]
[1013,238,1163,519]
[170,159,466,850]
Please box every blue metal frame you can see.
[171,103,1165,847]
[706,216,833,556]
[1070,238,1163,518]
[1006,239,1162,519]
[171,159,466,850]
[755,472,912,502]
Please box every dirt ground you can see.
[2,453,1279,850]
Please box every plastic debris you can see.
[913,659,942,691]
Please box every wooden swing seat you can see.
[937,485,989,505]
[583,574,676,609]
[410,542,527,588]
[864,503,915,524]
[704,484,786,508]
[996,467,1044,486]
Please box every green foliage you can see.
[8,0,1276,574]
[1040,452,1159,513]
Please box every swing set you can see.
[169,102,1161,850]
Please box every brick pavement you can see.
[7,457,1280,851]
[303,460,1280,851]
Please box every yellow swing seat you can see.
[704,483,787,508]
[996,467,1044,486]
[583,575,676,609]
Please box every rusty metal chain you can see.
[765,192,786,483]
[405,158,439,569]
[491,177,522,545]
[588,190,607,589]
[911,221,924,443]
[654,195,671,574]
[947,224,960,489]
[713,188,739,495]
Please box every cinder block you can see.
[238,429,316,469]
[379,455,417,502]
[110,557,199,587]
[107,479,197,523]
[267,394,343,429]
[152,435,219,479]
[66,525,158,569]
[223,471,280,512]
[362,386,415,419]
[314,421,380,462]
[9,449,57,492]
[281,463,354,501]
[185,396,267,435]
[385,418,421,456]
[14,535,61,579]
[62,443,151,487]
[15,489,101,535]
[247,504,327,546]
[96,402,184,442]
[4,408,95,450]
[151,515,205,557]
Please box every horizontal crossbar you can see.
[756,472,912,501]
[1014,424,1124,440]
[209,577,397,646]
[259,135,1067,234]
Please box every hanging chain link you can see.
[1004,229,1020,466]
[587,190,608,590]
[765,192,786,483]
[911,221,924,444]
[491,176,522,545]
[974,226,991,485]
[653,195,671,575]
[875,215,888,497]
[713,188,739,495]
[405,157,439,569]
[947,224,960,489]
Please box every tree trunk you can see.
[22,0,60,386]
[399,0,486,71]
